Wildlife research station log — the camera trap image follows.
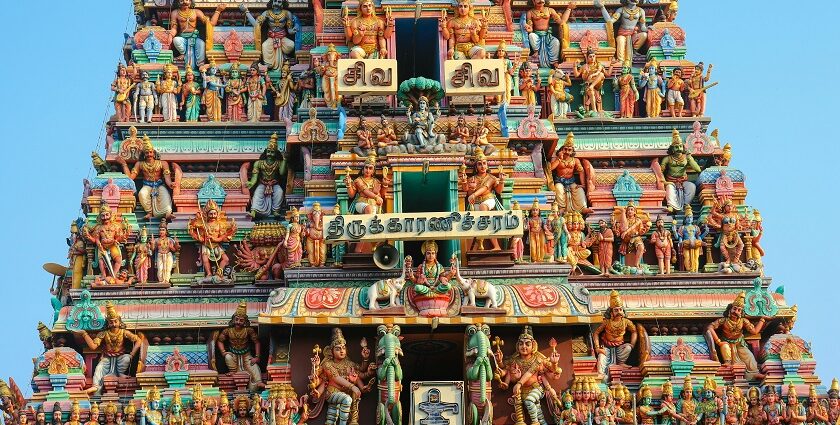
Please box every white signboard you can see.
[337,59,398,95]
[444,59,505,96]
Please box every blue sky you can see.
[0,1,837,394]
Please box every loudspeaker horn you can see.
[373,244,400,270]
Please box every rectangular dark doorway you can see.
[395,18,441,83]
[401,171,454,261]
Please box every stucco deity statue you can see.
[404,96,446,152]
[152,223,180,285]
[519,64,540,107]
[133,71,157,123]
[305,202,327,267]
[132,227,152,284]
[666,68,687,117]
[201,60,226,122]
[595,219,613,275]
[247,134,288,218]
[548,133,590,214]
[660,130,701,212]
[594,0,647,64]
[217,303,263,392]
[180,68,202,122]
[309,328,375,425]
[83,204,130,279]
[526,200,546,263]
[522,0,575,68]
[117,135,175,220]
[440,0,488,59]
[639,60,665,118]
[345,152,391,215]
[169,0,225,68]
[283,208,304,269]
[408,241,452,296]
[459,150,506,251]
[188,199,237,279]
[269,64,296,124]
[156,64,180,122]
[74,302,141,394]
[611,202,651,268]
[139,387,163,425]
[573,48,612,114]
[548,62,573,121]
[689,62,713,117]
[807,384,830,425]
[112,64,135,122]
[225,63,247,122]
[783,384,806,425]
[650,216,674,275]
[343,0,394,59]
[318,44,340,109]
[745,387,763,425]
[495,326,562,425]
[592,291,637,382]
[676,206,707,273]
[705,292,768,380]
[352,117,374,157]
[240,0,297,71]
[245,64,267,122]
[376,115,400,154]
[613,65,638,119]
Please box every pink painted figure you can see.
[133,227,152,283]
[510,201,525,263]
[596,219,614,276]
[650,216,674,275]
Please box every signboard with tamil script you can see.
[337,59,398,95]
[323,210,523,242]
[443,59,505,96]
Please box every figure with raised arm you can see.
[240,0,297,71]
[523,0,575,68]
[440,0,488,59]
[593,0,647,64]
[706,292,768,381]
[343,0,394,59]
[73,302,141,394]
[112,64,135,122]
[116,135,175,220]
[169,0,225,68]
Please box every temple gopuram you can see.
[3,0,830,424]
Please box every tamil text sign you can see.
[323,210,523,242]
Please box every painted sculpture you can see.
[83,204,130,279]
[460,150,506,251]
[464,324,495,425]
[594,0,647,64]
[611,202,651,269]
[548,133,589,214]
[217,302,263,392]
[116,135,175,220]
[440,0,487,60]
[169,0,225,68]
[240,0,297,71]
[522,0,575,68]
[309,328,375,425]
[705,292,768,380]
[374,324,402,425]
[344,0,394,59]
[247,134,288,218]
[73,302,141,394]
[188,199,237,281]
[593,290,637,382]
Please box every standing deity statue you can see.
[318,44,340,109]
[784,384,807,425]
[201,60,226,122]
[102,402,120,425]
[124,403,139,425]
[132,227,152,284]
[763,386,783,425]
[653,381,685,425]
[611,202,651,268]
[593,291,637,382]
[309,328,375,425]
[169,1,225,68]
[519,63,540,107]
[68,220,87,289]
[217,391,235,425]
[593,393,616,425]
[649,216,673,275]
[807,384,829,425]
[217,303,263,392]
[240,0,297,71]
[247,133,288,218]
[188,384,207,425]
[573,49,612,114]
[594,0,647,64]
[65,400,82,425]
[156,64,181,122]
[226,63,247,122]
[459,150,506,251]
[169,392,187,425]
[305,202,327,267]
[666,68,687,117]
[112,64,136,122]
[696,379,724,425]
[282,208,304,269]
[496,42,516,105]
[139,387,163,425]
[245,64,267,122]
[522,0,575,68]
[595,219,614,275]
[548,133,590,214]
[440,0,488,60]
[636,385,657,425]
[83,204,130,279]
[676,206,708,273]
[344,0,394,59]
[133,71,158,123]
[151,223,180,285]
[705,292,768,381]
[526,200,546,263]
[559,391,583,425]
[660,129,701,212]
[675,377,697,425]
[495,326,562,425]
[74,302,141,394]
[827,380,840,425]
[510,201,525,263]
[233,396,251,425]
[117,135,175,220]
[613,65,639,119]
[639,60,665,118]
[689,62,713,117]
[745,387,763,425]
[548,62,573,121]
[269,64,297,124]
[188,199,237,279]
[180,68,202,122]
